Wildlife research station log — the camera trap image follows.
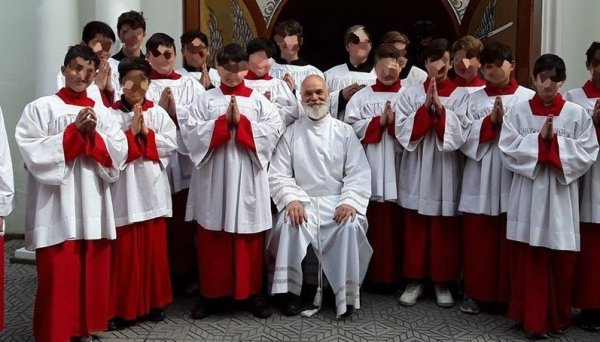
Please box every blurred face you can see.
[147,44,176,75]
[533,70,564,101]
[482,60,514,86]
[425,51,452,81]
[248,51,272,77]
[183,37,209,68]
[217,61,248,87]
[121,69,149,105]
[393,42,409,70]
[586,51,600,83]
[61,57,97,93]
[346,30,372,61]
[275,34,301,59]
[452,49,480,80]
[119,25,145,51]
[301,76,330,120]
[87,34,113,63]
[375,57,400,85]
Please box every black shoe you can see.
[249,295,273,319]
[341,305,355,318]
[146,308,167,322]
[191,298,211,319]
[107,318,123,331]
[70,336,101,342]
[281,293,303,316]
[578,309,600,332]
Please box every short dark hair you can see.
[274,19,303,39]
[216,43,247,65]
[64,45,100,69]
[480,40,513,66]
[180,30,209,47]
[380,31,410,46]
[117,11,146,33]
[118,57,152,83]
[533,54,566,82]
[246,38,275,58]
[424,38,450,61]
[585,42,600,65]
[82,21,115,44]
[146,33,176,54]
[374,44,401,62]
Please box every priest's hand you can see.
[226,95,241,126]
[263,90,272,101]
[333,204,357,225]
[540,115,555,140]
[593,99,600,127]
[201,63,212,89]
[342,83,360,101]
[75,107,97,136]
[159,87,176,118]
[283,73,295,91]
[491,96,504,126]
[286,201,308,226]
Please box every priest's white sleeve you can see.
[555,108,598,185]
[337,131,371,215]
[498,110,542,180]
[0,107,14,218]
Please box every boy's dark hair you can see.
[118,57,152,83]
[424,38,450,61]
[480,40,514,66]
[374,44,401,62]
[246,38,275,58]
[82,21,115,44]
[380,31,410,46]
[274,19,303,39]
[533,54,567,82]
[585,42,600,66]
[180,30,209,47]
[216,44,248,65]
[146,33,176,54]
[64,45,100,69]
[117,11,146,33]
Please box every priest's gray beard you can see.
[302,99,330,120]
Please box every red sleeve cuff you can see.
[100,89,115,107]
[209,115,231,150]
[410,105,434,141]
[538,134,562,171]
[125,129,143,163]
[387,120,396,137]
[143,129,160,162]
[63,123,87,161]
[479,115,499,143]
[85,132,113,168]
[362,116,385,144]
[433,107,446,140]
[235,114,256,151]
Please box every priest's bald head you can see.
[300,75,330,121]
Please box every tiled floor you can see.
[2,239,598,341]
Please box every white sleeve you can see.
[150,107,178,169]
[344,93,371,140]
[0,107,14,218]
[556,108,598,184]
[94,108,128,182]
[177,95,219,167]
[498,109,542,180]
[244,99,283,170]
[274,81,299,127]
[393,90,422,151]
[337,130,372,214]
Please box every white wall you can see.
[142,0,184,68]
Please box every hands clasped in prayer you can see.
[158,87,177,119]
[130,104,149,136]
[75,107,98,136]
[491,96,504,126]
[379,100,395,127]
[540,114,555,140]
[95,60,114,92]
[226,95,241,126]
[424,77,443,115]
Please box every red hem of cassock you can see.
[462,213,509,302]
[34,239,111,342]
[507,241,576,335]
[0,236,3,331]
[573,223,600,308]
[167,190,198,276]
[402,210,462,282]
[196,226,264,300]
[365,201,403,284]
[110,218,173,320]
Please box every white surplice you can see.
[498,97,598,251]
[176,67,221,88]
[178,85,282,233]
[0,106,15,233]
[267,114,373,317]
[269,61,323,93]
[109,103,178,226]
[15,95,127,250]
[245,77,299,129]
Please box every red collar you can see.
[219,81,253,97]
[484,78,519,96]
[245,70,273,80]
[111,99,154,112]
[453,75,486,87]
[582,80,600,98]
[529,93,566,116]
[423,78,458,97]
[150,69,182,80]
[371,79,401,93]
[56,87,95,107]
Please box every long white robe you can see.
[393,81,470,216]
[0,106,14,234]
[176,67,221,88]
[178,86,282,233]
[565,83,600,223]
[459,85,535,215]
[245,77,299,129]
[267,114,372,317]
[344,84,404,202]
[145,75,205,193]
[109,104,178,226]
[15,95,127,250]
[498,98,598,251]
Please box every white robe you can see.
[401,65,428,88]
[324,63,376,121]
[269,61,324,93]
[176,67,221,88]
[393,82,471,216]
[0,106,15,234]
[267,114,372,317]
[109,104,178,226]
[245,77,299,129]
[344,85,404,202]
[498,99,598,251]
[459,85,535,215]
[178,87,282,233]
[15,95,128,250]
[145,75,205,193]
[565,84,600,223]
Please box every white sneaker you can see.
[399,282,423,306]
[435,283,454,308]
